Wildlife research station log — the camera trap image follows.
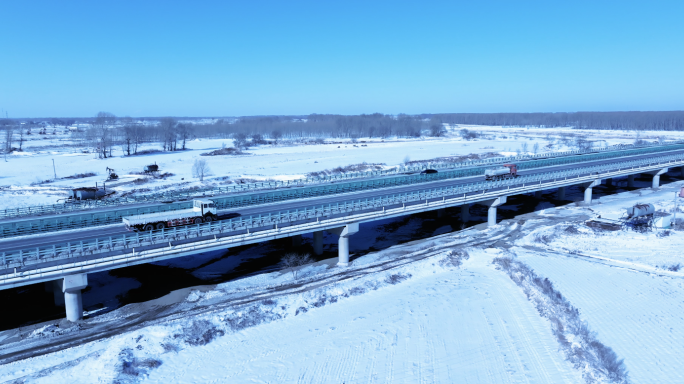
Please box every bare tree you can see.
[159,117,177,151]
[17,127,25,151]
[533,142,539,154]
[93,112,116,158]
[270,130,282,144]
[281,253,314,280]
[521,142,529,153]
[177,123,193,150]
[233,133,249,150]
[192,158,211,181]
[429,117,445,137]
[2,126,13,162]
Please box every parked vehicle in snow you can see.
[484,164,518,180]
[123,199,218,231]
[144,163,159,173]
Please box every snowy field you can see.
[2,126,684,383]
[0,125,669,210]
[2,177,684,382]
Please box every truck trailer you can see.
[123,199,218,231]
[484,164,518,181]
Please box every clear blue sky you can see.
[1,1,682,118]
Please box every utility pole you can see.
[52,158,57,179]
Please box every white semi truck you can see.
[484,164,518,180]
[123,199,218,231]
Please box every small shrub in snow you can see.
[295,306,308,316]
[439,249,470,268]
[118,348,163,379]
[64,172,97,179]
[281,253,314,280]
[181,320,225,346]
[261,299,277,306]
[224,305,283,330]
[667,263,681,272]
[385,273,412,285]
[347,286,366,296]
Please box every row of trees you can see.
[3,111,683,160]
[192,114,437,140]
[76,112,195,158]
[434,111,684,131]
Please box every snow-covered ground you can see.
[0,125,662,210]
[3,178,684,382]
[3,127,684,383]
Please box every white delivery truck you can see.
[123,199,218,231]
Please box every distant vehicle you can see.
[420,169,438,175]
[485,164,518,180]
[123,199,218,231]
[144,163,159,173]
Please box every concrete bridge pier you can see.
[557,187,566,200]
[582,180,602,204]
[327,223,359,267]
[627,174,635,188]
[477,196,507,228]
[62,274,88,321]
[313,231,324,255]
[646,168,669,189]
[460,204,470,223]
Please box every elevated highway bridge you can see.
[2,143,684,321]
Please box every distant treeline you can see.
[433,111,684,131]
[193,114,432,139]
[3,111,684,156]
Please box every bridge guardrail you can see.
[2,140,683,221]
[3,152,683,269]
[3,142,684,239]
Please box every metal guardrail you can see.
[3,152,683,269]
[3,142,684,239]
[2,141,683,221]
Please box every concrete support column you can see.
[291,234,302,247]
[534,190,542,198]
[680,167,684,178]
[584,187,593,204]
[477,196,507,228]
[582,180,602,205]
[327,223,359,267]
[557,187,566,200]
[461,204,470,223]
[647,168,669,189]
[62,274,87,321]
[627,174,635,188]
[313,231,323,255]
[436,208,445,218]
